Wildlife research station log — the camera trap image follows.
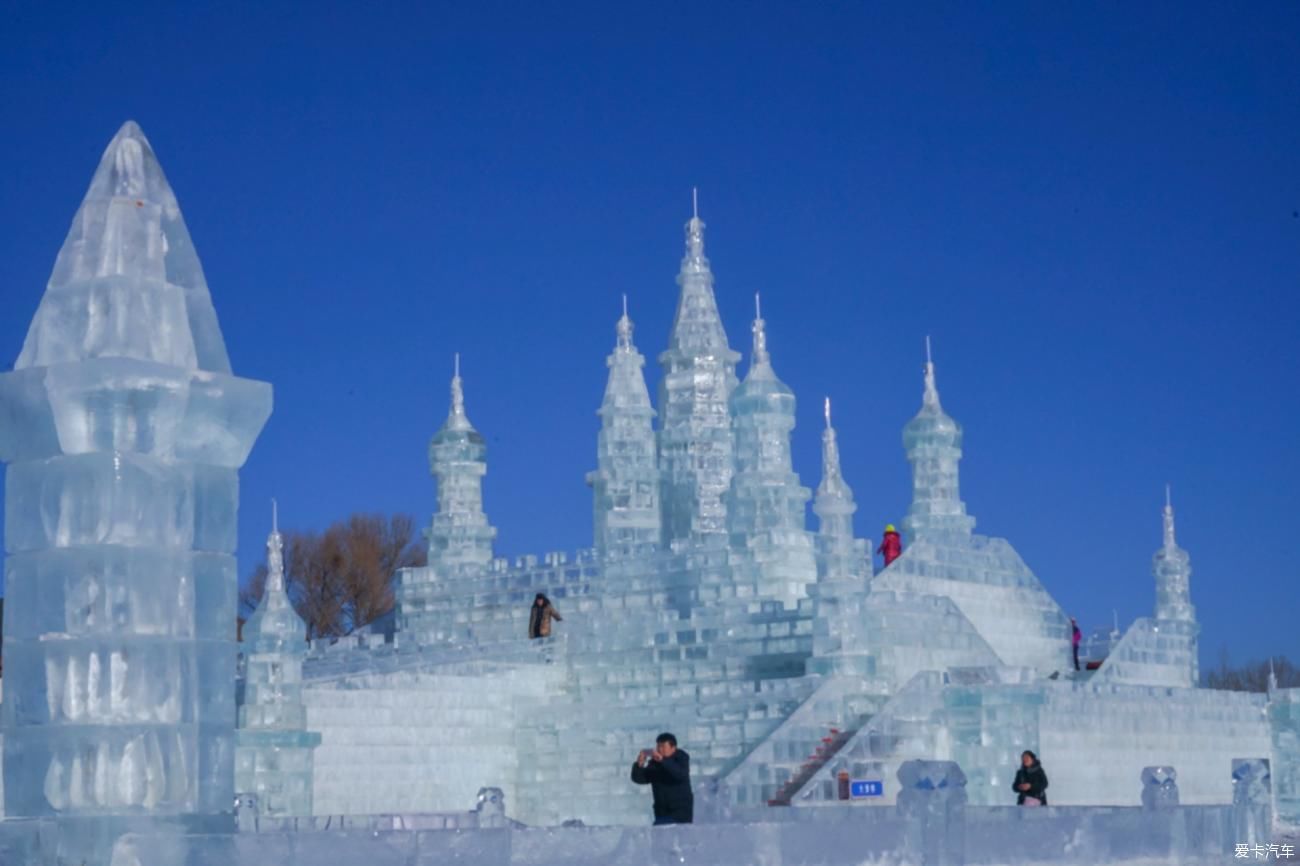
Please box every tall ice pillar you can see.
[0,122,271,860]
[657,195,740,546]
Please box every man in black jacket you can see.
[631,732,693,824]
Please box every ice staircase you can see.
[718,676,891,809]
[766,725,856,806]
[793,670,949,805]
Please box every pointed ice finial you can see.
[1162,483,1177,549]
[447,352,468,426]
[1269,657,1279,695]
[266,500,286,594]
[685,189,706,258]
[1112,609,1120,637]
[922,335,940,408]
[750,292,770,368]
[824,396,832,429]
[616,295,634,352]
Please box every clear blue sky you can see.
[2,2,1297,665]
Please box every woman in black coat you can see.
[1012,750,1049,805]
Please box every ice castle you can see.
[1,122,1296,865]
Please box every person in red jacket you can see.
[1071,617,1082,671]
[877,524,903,567]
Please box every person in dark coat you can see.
[1013,750,1049,805]
[528,593,562,639]
[631,732,693,825]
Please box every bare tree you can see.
[1204,647,1299,692]
[239,513,427,641]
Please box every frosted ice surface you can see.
[0,121,270,865]
[17,122,231,374]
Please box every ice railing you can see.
[718,673,892,806]
[793,670,949,805]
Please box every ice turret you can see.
[587,297,661,555]
[657,194,740,546]
[813,398,871,582]
[235,503,320,817]
[901,338,975,541]
[1152,485,1195,623]
[0,121,271,863]
[426,355,496,574]
[727,296,815,605]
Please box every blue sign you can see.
[850,780,883,798]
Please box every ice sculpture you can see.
[812,398,871,585]
[874,344,1072,675]
[1270,688,1300,827]
[726,295,815,606]
[235,504,320,816]
[1091,491,1200,688]
[900,338,975,541]
[0,121,271,863]
[656,196,740,545]
[426,355,496,574]
[396,358,498,641]
[587,298,660,555]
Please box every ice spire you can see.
[1269,657,1279,695]
[588,297,660,555]
[658,194,740,545]
[814,397,870,582]
[1152,485,1195,623]
[901,337,975,540]
[236,503,321,817]
[427,355,497,573]
[750,293,771,370]
[727,298,814,604]
[17,121,232,373]
[0,121,272,862]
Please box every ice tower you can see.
[0,122,271,861]
[812,398,870,584]
[1150,487,1199,685]
[425,356,496,574]
[875,341,1070,674]
[235,505,320,817]
[657,197,740,545]
[587,298,660,555]
[397,358,497,642]
[1153,486,1195,624]
[808,398,873,670]
[900,339,975,542]
[727,296,815,606]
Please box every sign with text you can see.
[850,780,883,798]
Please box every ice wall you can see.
[1270,687,1300,827]
[0,121,271,863]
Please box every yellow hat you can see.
[884,524,896,533]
